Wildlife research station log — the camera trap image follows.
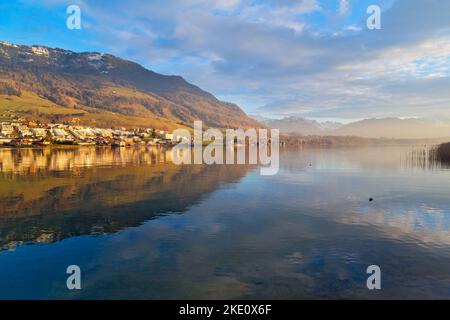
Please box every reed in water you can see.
[430,142,450,165]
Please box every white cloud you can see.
[38,0,450,119]
[344,25,362,32]
[339,0,350,15]
[258,35,450,119]
[213,0,241,9]
[285,0,321,14]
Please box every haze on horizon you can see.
[1,0,450,127]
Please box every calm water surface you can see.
[0,146,449,299]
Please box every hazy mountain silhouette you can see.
[333,117,450,139]
[260,116,342,135]
[261,115,450,139]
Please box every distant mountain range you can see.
[0,41,260,129]
[261,116,450,139]
[258,116,342,135]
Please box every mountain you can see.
[0,41,261,130]
[260,115,450,139]
[261,116,342,135]
[333,117,450,139]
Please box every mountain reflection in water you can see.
[0,147,252,249]
[0,145,449,299]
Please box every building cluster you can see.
[0,121,178,147]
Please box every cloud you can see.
[32,0,450,119]
[339,0,350,15]
[212,0,242,10]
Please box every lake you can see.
[0,145,449,299]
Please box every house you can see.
[17,125,33,137]
[32,128,48,138]
[0,138,12,145]
[51,127,74,142]
[94,128,113,139]
[1,123,14,136]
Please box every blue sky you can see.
[1,0,450,121]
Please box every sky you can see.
[1,0,450,122]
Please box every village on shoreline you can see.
[2,117,448,149]
[0,119,178,147]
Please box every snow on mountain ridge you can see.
[31,46,49,56]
